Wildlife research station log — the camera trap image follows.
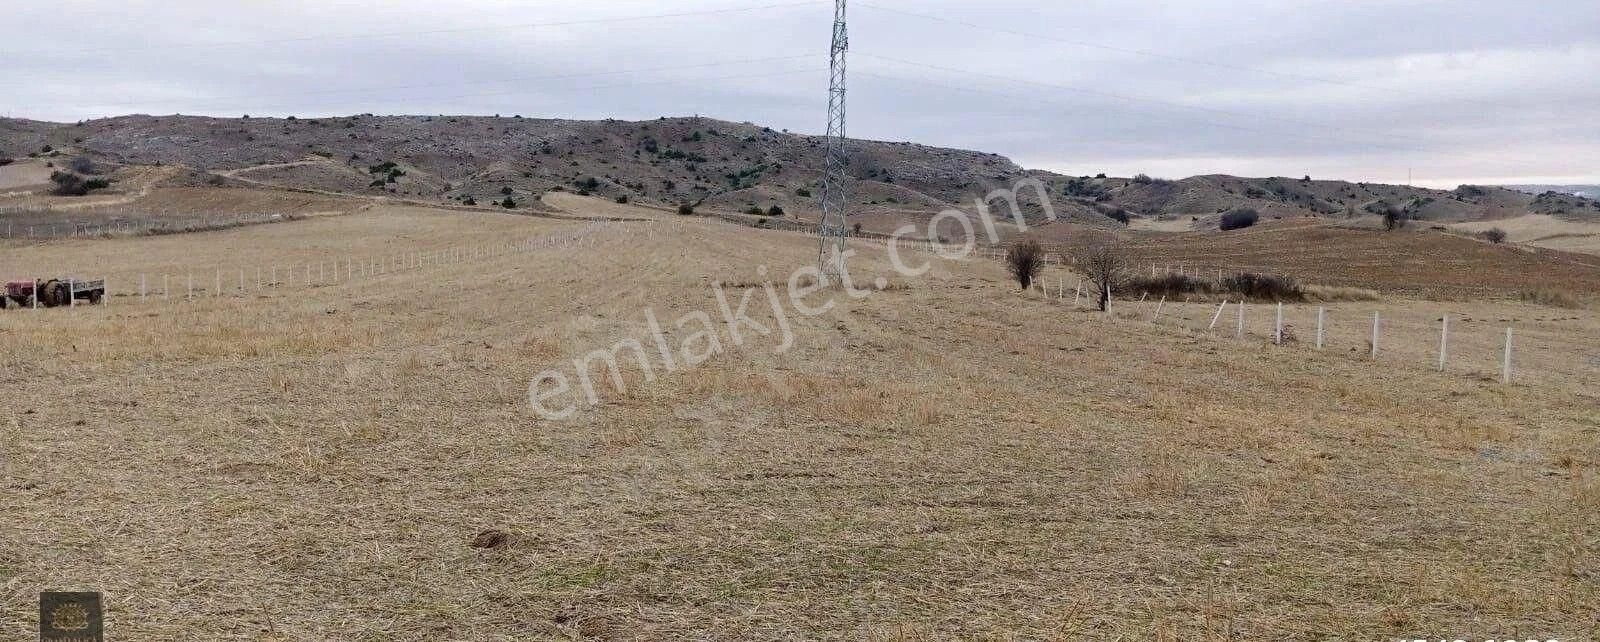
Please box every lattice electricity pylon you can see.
[817,0,850,279]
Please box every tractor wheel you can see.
[38,280,60,307]
[0,296,7,309]
[88,290,102,305]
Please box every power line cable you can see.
[65,54,823,110]
[857,52,1440,150]
[109,66,827,116]
[853,70,1382,153]
[0,1,827,56]
[855,2,1506,109]
[851,69,1563,180]
[851,58,1559,172]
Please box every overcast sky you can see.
[3,0,1596,187]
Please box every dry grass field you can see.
[1454,215,1600,258]
[1026,219,1600,300]
[1,197,1598,639]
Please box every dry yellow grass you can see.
[1453,215,1600,257]
[1,199,1597,640]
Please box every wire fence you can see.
[1,221,616,311]
[1026,278,1599,390]
[0,210,305,239]
[6,222,1594,389]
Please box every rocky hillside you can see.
[4,114,1594,232]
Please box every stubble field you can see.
[1,196,1597,640]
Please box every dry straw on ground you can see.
[0,197,1596,640]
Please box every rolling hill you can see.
[3,114,1597,234]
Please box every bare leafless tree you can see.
[1007,239,1045,290]
[1078,243,1128,311]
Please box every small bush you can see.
[1481,228,1508,244]
[1220,272,1304,301]
[1126,273,1213,298]
[677,203,695,216]
[1219,208,1260,231]
[852,222,862,234]
[615,195,629,204]
[1520,288,1582,309]
[1131,173,1155,184]
[766,205,785,217]
[501,197,517,209]
[1382,208,1408,231]
[1076,244,1128,310]
[1007,240,1045,290]
[795,187,812,197]
[463,196,477,206]
[1104,208,1130,224]
[68,156,98,174]
[501,187,513,195]
[745,206,763,215]
[0,158,13,166]
[49,171,107,196]
[1303,285,1380,302]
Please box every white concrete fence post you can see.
[1502,327,1514,384]
[1152,296,1166,323]
[1274,302,1284,344]
[1236,301,1245,339]
[69,278,76,307]
[1370,312,1381,359]
[1209,300,1228,330]
[140,274,147,301]
[1438,314,1450,372]
[1315,307,1325,350]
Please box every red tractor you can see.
[2,278,104,308]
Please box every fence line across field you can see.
[1003,262,1588,383]
[1061,291,1584,386]
[7,228,1591,389]
[0,211,309,239]
[7,220,617,311]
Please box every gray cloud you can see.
[3,0,1595,187]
